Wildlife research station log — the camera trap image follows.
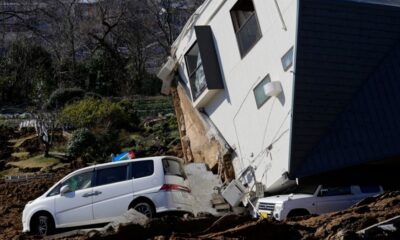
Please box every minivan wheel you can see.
[132,202,155,218]
[33,215,54,236]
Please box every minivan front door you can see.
[55,171,94,228]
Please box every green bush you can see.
[45,88,85,110]
[66,128,96,160]
[67,128,121,163]
[60,97,129,129]
[60,97,140,130]
[95,129,121,160]
[118,99,140,130]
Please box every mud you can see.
[0,169,70,240]
[1,172,398,240]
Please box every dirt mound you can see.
[0,169,71,240]
[287,191,400,239]
[53,192,400,240]
[19,137,41,154]
[0,125,15,162]
[2,175,398,240]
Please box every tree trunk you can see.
[44,144,50,158]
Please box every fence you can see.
[4,173,53,183]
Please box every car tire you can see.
[132,202,155,218]
[33,214,54,236]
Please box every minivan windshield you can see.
[162,158,187,179]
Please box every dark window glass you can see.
[132,160,154,179]
[294,185,319,195]
[230,0,262,57]
[64,171,93,192]
[185,43,207,101]
[47,183,61,197]
[162,158,187,179]
[281,47,294,71]
[360,185,381,193]
[253,75,271,108]
[96,165,128,186]
[319,186,351,197]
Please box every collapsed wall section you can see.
[171,84,234,182]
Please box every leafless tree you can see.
[33,112,57,157]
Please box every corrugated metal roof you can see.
[290,0,400,177]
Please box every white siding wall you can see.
[175,0,298,188]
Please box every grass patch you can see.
[0,168,20,177]
[9,134,37,148]
[8,154,59,169]
[11,151,30,159]
[52,143,67,152]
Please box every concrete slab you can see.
[185,163,223,216]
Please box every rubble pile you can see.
[1,173,399,240]
[58,192,400,240]
[287,191,400,240]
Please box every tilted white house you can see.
[158,0,400,193]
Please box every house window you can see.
[281,47,294,71]
[254,75,271,108]
[185,43,207,101]
[230,0,262,57]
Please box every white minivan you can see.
[22,156,193,235]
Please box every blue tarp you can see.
[112,151,129,162]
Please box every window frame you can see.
[184,41,207,101]
[230,0,263,58]
[318,186,352,197]
[55,170,95,194]
[95,164,129,187]
[162,158,187,179]
[281,46,294,71]
[47,183,62,197]
[130,160,155,179]
[253,74,272,109]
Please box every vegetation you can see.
[8,154,59,170]
[0,42,55,106]
[0,0,192,172]
[44,88,85,110]
[66,128,96,161]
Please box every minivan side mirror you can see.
[60,185,70,195]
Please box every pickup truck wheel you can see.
[33,214,54,236]
[132,202,155,218]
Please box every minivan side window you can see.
[48,183,62,197]
[162,158,187,179]
[132,160,154,179]
[96,165,128,186]
[64,171,93,192]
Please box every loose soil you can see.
[3,179,398,240]
[0,169,70,240]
